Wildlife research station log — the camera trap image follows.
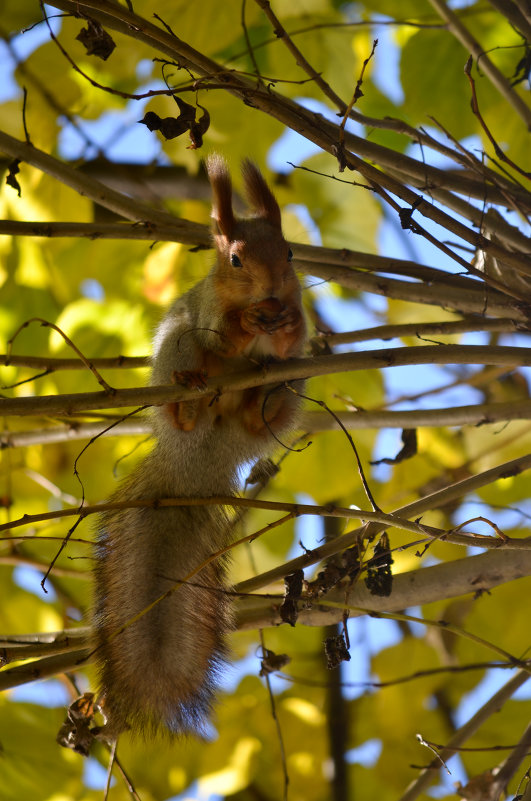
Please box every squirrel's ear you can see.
[206,154,235,240]
[241,159,282,230]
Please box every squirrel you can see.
[93,155,307,738]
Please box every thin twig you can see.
[338,38,378,145]
[6,317,115,394]
[464,56,531,180]
[103,739,117,801]
[253,0,346,110]
[398,670,531,801]
[259,634,290,800]
[39,406,147,591]
[241,0,263,85]
[290,386,380,512]
[427,0,531,129]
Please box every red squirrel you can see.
[93,155,307,737]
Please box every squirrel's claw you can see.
[171,369,208,390]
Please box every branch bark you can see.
[236,548,531,629]
[31,2,531,277]
[1,550,529,691]
[3,345,531,417]
[3,399,531,449]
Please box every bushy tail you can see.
[94,469,232,737]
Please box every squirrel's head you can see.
[206,155,299,305]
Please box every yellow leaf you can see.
[281,696,326,726]
[198,737,261,796]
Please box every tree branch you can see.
[0,130,207,244]
[237,452,531,593]
[2,217,526,316]
[3,345,531,417]
[0,316,520,370]
[40,1,531,276]
[1,551,529,691]
[236,548,531,629]
[4,399,531,449]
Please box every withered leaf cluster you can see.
[306,544,361,599]
[76,18,116,61]
[371,428,418,466]
[5,159,21,196]
[324,633,351,669]
[365,533,393,597]
[56,693,102,756]
[259,648,291,676]
[139,98,210,149]
[279,569,304,626]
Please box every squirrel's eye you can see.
[230,253,242,268]
[287,248,293,262]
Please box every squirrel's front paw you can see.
[241,298,290,335]
[166,370,208,431]
[171,369,208,390]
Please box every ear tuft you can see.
[206,154,235,239]
[241,159,282,230]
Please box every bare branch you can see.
[1,217,527,316]
[398,669,531,801]
[3,345,531,417]
[3,398,531,449]
[0,649,91,691]
[1,553,530,691]
[237,452,531,593]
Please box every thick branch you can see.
[0,628,90,662]
[38,2,531,275]
[3,399,531,449]
[3,345,531,417]
[1,551,529,691]
[0,316,520,371]
[2,218,525,316]
[0,131,207,244]
[237,452,531,592]
[236,548,531,629]
[0,649,91,691]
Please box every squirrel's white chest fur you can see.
[243,332,280,359]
